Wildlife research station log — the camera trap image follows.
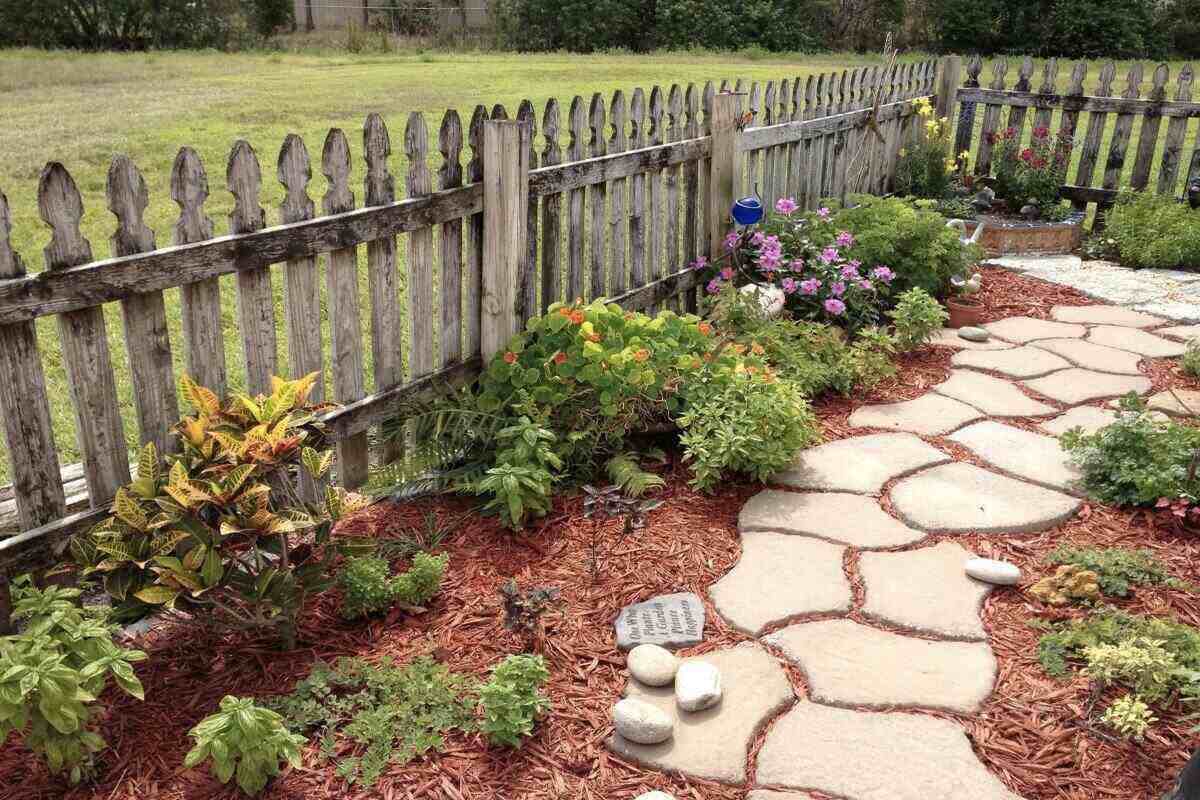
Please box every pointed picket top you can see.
[1149,63,1170,102]
[226,140,265,235]
[568,95,587,161]
[1010,56,1032,92]
[1096,61,1117,96]
[491,103,508,120]
[38,163,93,269]
[404,112,431,198]
[517,99,537,166]
[829,72,840,107]
[0,191,24,278]
[542,98,562,162]
[106,155,156,258]
[171,147,214,245]
[668,84,683,137]
[277,134,315,224]
[1122,63,1145,100]
[439,109,464,191]
[1066,61,1088,96]
[1038,58,1059,95]
[685,83,700,136]
[321,128,354,215]
[746,81,759,124]
[363,113,394,207]
[468,104,487,184]
[629,89,645,148]
[989,59,1009,91]
[719,78,731,93]
[589,92,607,157]
[610,90,628,151]
[703,81,716,127]
[846,69,860,108]
[1175,64,1195,102]
[649,86,664,144]
[965,54,982,87]
[798,76,810,118]
[778,77,790,121]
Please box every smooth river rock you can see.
[627,644,679,687]
[612,697,674,744]
[958,326,990,342]
[964,557,1022,586]
[675,660,722,712]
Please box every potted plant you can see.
[945,267,984,328]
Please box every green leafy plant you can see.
[184,695,306,796]
[475,415,561,528]
[1105,190,1200,270]
[338,552,448,619]
[392,552,449,607]
[605,451,666,497]
[479,654,551,748]
[893,97,960,201]
[1100,694,1156,740]
[1036,609,1200,682]
[1084,637,1181,703]
[990,124,1073,217]
[0,585,146,784]
[1183,338,1200,378]
[1047,545,1188,597]
[887,287,949,352]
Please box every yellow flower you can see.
[898,147,907,157]
[959,150,971,161]
[944,158,957,170]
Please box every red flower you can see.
[1005,126,1016,137]
[503,351,517,364]
[553,351,567,365]
[1020,148,1034,162]
[985,132,997,145]
[1033,158,1047,169]
[1032,125,1049,139]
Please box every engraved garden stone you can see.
[616,592,705,651]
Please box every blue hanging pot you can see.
[731,194,764,226]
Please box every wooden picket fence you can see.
[0,58,944,621]
[951,55,1200,224]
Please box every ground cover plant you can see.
[1046,545,1189,597]
[1104,190,1200,270]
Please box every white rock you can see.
[634,793,676,800]
[613,697,674,744]
[958,326,990,342]
[627,644,679,687]
[964,557,1021,586]
[675,660,723,712]
[740,282,785,317]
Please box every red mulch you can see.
[3,267,1198,800]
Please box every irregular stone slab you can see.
[1022,368,1151,404]
[773,433,950,494]
[613,697,674,744]
[1039,405,1121,436]
[747,793,819,800]
[608,643,793,784]
[859,541,993,640]
[948,421,1082,494]
[765,619,997,713]
[966,557,1022,586]
[616,593,705,651]
[890,462,1080,534]
[739,490,924,549]
[930,327,1013,350]
[1030,337,1144,375]
[710,532,850,636]
[635,793,676,800]
[756,703,1025,800]
[933,370,1055,417]
[1050,305,1164,328]
[951,345,1071,379]
[986,254,1083,273]
[1087,325,1187,357]
[1158,324,1200,341]
[675,660,721,711]
[847,393,983,436]
[628,644,679,687]
[1146,388,1200,417]
[983,315,1086,343]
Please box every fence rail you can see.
[0,59,941,622]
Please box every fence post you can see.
[936,56,962,127]
[708,92,740,260]
[481,119,530,361]
[954,55,983,164]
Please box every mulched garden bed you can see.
[2,266,1196,800]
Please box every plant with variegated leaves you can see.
[73,373,370,649]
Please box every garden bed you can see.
[2,268,1197,800]
[963,211,1087,258]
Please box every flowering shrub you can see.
[990,124,1073,218]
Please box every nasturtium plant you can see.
[185,695,306,796]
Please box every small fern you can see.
[605,452,665,498]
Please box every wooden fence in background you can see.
[0,58,942,620]
[951,55,1200,225]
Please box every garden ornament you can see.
[945,217,985,249]
[1188,179,1200,210]
[731,192,764,226]
[971,186,995,213]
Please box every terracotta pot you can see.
[946,296,986,329]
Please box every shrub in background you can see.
[1105,191,1200,270]
[185,695,306,796]
[479,654,551,747]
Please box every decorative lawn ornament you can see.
[731,193,764,226]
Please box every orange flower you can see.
[553,351,568,365]
[698,322,712,336]
[503,351,517,364]
[587,333,602,343]
[559,307,573,317]
[633,348,650,362]
[751,343,765,355]
[731,343,746,355]
[569,310,586,325]
[746,365,758,374]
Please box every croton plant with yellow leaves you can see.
[72,373,370,649]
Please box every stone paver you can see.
[858,541,993,640]
[773,433,950,494]
[932,370,1055,417]
[1022,368,1151,404]
[1158,324,1200,341]
[1029,338,1144,375]
[890,462,1080,533]
[739,490,924,549]
[1146,388,1200,417]
[1086,325,1187,357]
[1039,406,1120,436]
[948,421,1081,494]
[983,315,1086,343]
[847,394,982,436]
[755,702,1025,800]
[608,643,793,784]
[710,532,850,636]
[765,619,996,713]
[747,792,818,800]
[929,327,1014,350]
[1050,305,1164,328]
[951,345,1072,379]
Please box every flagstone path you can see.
[607,304,1186,799]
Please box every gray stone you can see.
[1022,368,1151,404]
[965,557,1021,585]
[627,644,679,687]
[747,792,819,800]
[986,254,1082,273]
[890,462,1081,534]
[755,702,1025,800]
[1029,337,1144,375]
[1158,324,1200,341]
[1146,388,1200,417]
[773,433,950,494]
[1039,405,1121,436]
[710,532,851,636]
[613,697,674,744]
[847,393,983,436]
[933,370,1056,417]
[739,489,924,549]
[983,315,1087,343]
[616,593,705,651]
[607,643,793,784]
[1135,300,1200,323]
[948,420,1082,494]
[674,660,722,712]
[951,345,1072,379]
[1050,305,1164,328]
[764,619,997,713]
[1087,325,1187,357]
[859,541,994,640]
[958,325,990,342]
[930,327,1013,351]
